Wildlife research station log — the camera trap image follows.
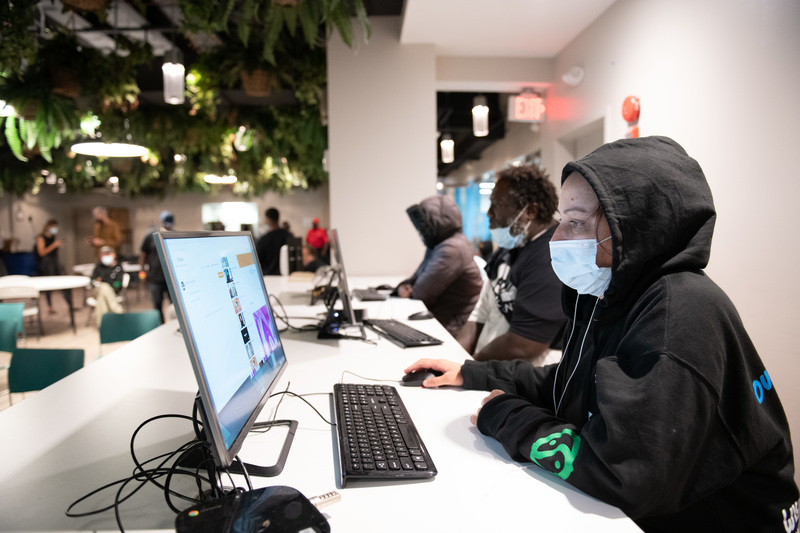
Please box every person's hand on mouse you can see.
[469,389,506,425]
[404,359,463,388]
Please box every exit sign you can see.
[508,94,546,123]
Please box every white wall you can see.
[543,0,800,482]
[0,184,328,268]
[326,17,437,276]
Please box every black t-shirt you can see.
[256,228,290,275]
[140,233,165,283]
[91,263,125,294]
[488,225,566,345]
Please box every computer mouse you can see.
[375,284,393,291]
[407,310,434,321]
[401,369,443,387]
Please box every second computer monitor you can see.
[331,228,358,325]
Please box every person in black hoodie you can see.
[397,195,483,335]
[406,137,799,532]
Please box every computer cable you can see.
[269,293,323,332]
[339,369,402,384]
[66,413,212,532]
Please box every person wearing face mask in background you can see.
[406,137,798,532]
[396,195,483,335]
[34,218,72,314]
[91,246,124,326]
[139,211,175,323]
[456,165,566,363]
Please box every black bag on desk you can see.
[175,485,329,533]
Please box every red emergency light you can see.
[508,93,546,123]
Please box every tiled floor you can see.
[0,281,155,412]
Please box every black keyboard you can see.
[332,383,437,487]
[352,288,388,301]
[363,318,443,348]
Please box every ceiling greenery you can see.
[0,0,370,198]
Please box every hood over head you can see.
[561,136,716,315]
[406,195,463,248]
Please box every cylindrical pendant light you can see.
[472,95,489,137]
[440,134,454,163]
[162,48,185,105]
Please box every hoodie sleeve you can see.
[411,240,463,306]
[461,359,558,406]
[474,347,721,519]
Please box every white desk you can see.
[0,276,640,532]
[0,275,91,333]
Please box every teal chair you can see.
[0,319,18,397]
[0,319,17,353]
[8,348,85,405]
[99,310,161,348]
[0,303,24,336]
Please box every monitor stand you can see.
[317,290,365,340]
[178,395,298,478]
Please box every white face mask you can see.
[490,204,529,249]
[100,255,114,267]
[49,227,58,236]
[549,236,612,297]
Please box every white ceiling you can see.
[400,0,618,58]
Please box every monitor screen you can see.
[155,231,287,469]
[330,229,357,325]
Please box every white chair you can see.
[0,284,43,340]
[85,273,131,326]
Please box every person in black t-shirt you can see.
[456,165,566,364]
[34,218,71,314]
[139,211,174,323]
[256,207,291,275]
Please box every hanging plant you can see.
[0,69,82,163]
[179,0,370,65]
[0,2,39,78]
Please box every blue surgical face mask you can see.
[49,227,58,235]
[549,236,612,297]
[490,204,529,249]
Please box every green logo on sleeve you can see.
[529,429,581,480]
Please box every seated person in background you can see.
[456,165,566,364]
[405,136,799,532]
[256,207,291,275]
[301,244,326,273]
[91,246,124,326]
[397,195,482,335]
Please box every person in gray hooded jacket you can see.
[406,137,798,532]
[397,195,483,335]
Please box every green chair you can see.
[0,319,18,397]
[8,348,85,405]
[99,309,161,347]
[0,319,18,353]
[0,303,25,336]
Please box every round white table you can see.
[0,275,92,333]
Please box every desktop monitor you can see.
[330,228,357,326]
[155,231,288,472]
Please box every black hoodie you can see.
[406,195,483,334]
[462,137,799,532]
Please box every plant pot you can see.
[241,69,272,98]
[62,0,106,11]
[51,66,82,99]
[111,158,133,173]
[18,100,40,121]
